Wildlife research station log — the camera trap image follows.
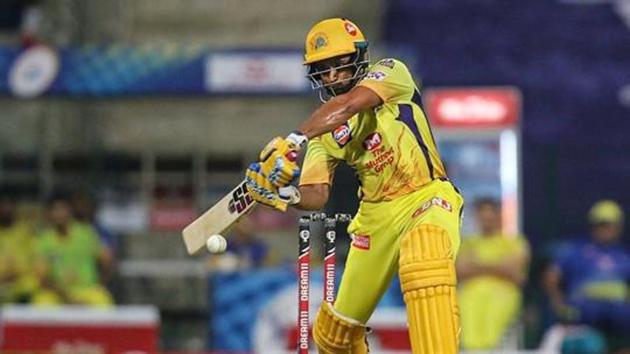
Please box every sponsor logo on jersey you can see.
[344,22,358,36]
[412,197,453,218]
[377,59,395,69]
[364,146,394,173]
[332,123,352,147]
[363,132,382,151]
[364,71,387,81]
[351,234,370,250]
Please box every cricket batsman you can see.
[245,18,464,353]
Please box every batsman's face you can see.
[313,55,355,91]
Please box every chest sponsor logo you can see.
[332,123,352,147]
[351,234,370,250]
[364,145,394,174]
[412,197,453,218]
[363,132,382,151]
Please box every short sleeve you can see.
[299,137,339,186]
[357,58,417,104]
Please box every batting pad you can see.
[399,224,460,354]
[313,302,369,354]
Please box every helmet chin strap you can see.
[313,63,369,102]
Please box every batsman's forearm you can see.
[298,95,357,139]
[294,184,329,210]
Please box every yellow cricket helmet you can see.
[304,18,367,65]
[304,18,370,101]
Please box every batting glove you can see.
[278,185,302,205]
[257,132,307,188]
[245,162,289,212]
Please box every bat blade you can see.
[182,180,255,255]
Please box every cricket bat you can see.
[182,181,254,255]
[182,132,307,255]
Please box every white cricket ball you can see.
[206,234,227,254]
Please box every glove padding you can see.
[278,185,301,205]
[245,162,289,212]
[258,136,301,188]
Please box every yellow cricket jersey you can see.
[0,221,36,279]
[460,233,529,289]
[299,58,446,202]
[0,221,39,301]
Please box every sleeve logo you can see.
[364,71,387,81]
[377,59,396,69]
[332,123,352,147]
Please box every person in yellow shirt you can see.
[244,18,464,353]
[456,197,530,350]
[33,193,113,306]
[0,192,38,303]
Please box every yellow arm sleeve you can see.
[299,137,339,186]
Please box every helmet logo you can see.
[344,22,357,36]
[311,33,328,50]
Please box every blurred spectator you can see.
[33,192,113,306]
[71,190,117,283]
[456,197,530,350]
[0,191,38,303]
[209,218,271,271]
[19,0,42,47]
[543,200,629,352]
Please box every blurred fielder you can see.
[245,18,464,353]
